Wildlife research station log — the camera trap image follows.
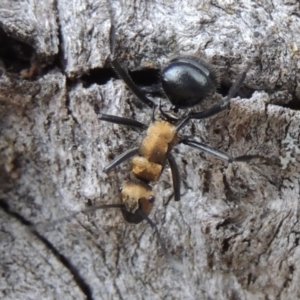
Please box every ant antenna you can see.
[138,210,185,271]
[138,209,185,271]
[138,210,169,258]
[32,203,125,232]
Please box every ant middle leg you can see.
[103,147,139,173]
[167,154,181,201]
[180,138,264,164]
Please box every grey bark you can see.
[1,0,300,299]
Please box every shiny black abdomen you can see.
[161,56,218,109]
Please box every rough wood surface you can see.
[1,0,300,299]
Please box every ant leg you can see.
[107,1,156,109]
[104,147,139,173]
[159,102,179,123]
[99,113,147,129]
[151,104,156,122]
[180,139,263,163]
[167,154,180,201]
[176,63,252,131]
[106,0,116,58]
[110,61,157,109]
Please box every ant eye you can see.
[148,195,155,203]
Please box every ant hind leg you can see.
[176,63,252,132]
[106,0,156,109]
[99,113,147,129]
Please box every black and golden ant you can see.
[35,3,261,259]
[97,7,260,226]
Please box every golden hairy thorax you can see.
[131,120,178,182]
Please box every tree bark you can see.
[1,0,300,299]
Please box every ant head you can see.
[161,56,219,109]
[120,180,155,224]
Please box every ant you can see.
[81,4,262,256]
[35,3,261,260]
